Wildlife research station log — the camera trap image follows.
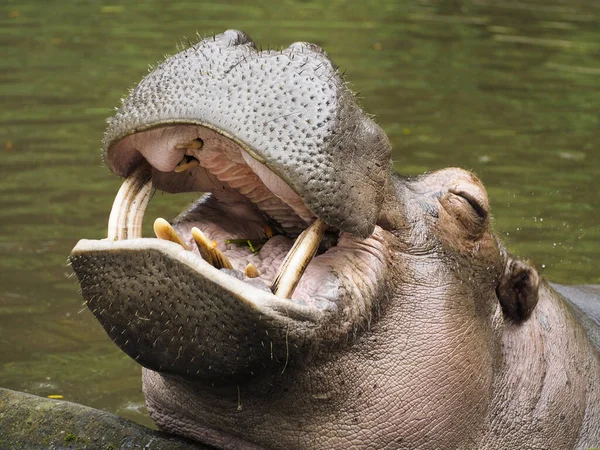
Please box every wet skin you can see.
[69,31,600,449]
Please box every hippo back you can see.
[551,284,600,351]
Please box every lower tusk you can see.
[107,164,153,240]
[154,218,189,250]
[270,219,327,299]
[191,227,233,270]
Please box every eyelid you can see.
[448,188,488,219]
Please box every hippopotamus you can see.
[66,30,600,449]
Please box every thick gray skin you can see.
[69,31,600,449]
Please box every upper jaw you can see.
[102,29,392,238]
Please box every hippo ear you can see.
[496,256,540,322]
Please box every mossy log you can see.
[0,388,210,449]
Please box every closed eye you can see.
[448,188,488,219]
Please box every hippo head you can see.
[70,30,540,448]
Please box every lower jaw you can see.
[70,235,326,380]
[69,220,389,380]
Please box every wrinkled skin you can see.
[69,30,600,449]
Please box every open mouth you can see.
[105,124,354,311]
[70,123,390,380]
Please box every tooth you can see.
[176,139,203,150]
[153,218,189,250]
[212,251,234,270]
[174,156,199,173]
[270,219,327,298]
[191,227,233,269]
[107,164,153,240]
[245,263,260,278]
[191,227,215,264]
[263,225,274,238]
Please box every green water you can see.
[0,0,598,428]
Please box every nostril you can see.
[223,29,252,47]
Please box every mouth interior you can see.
[107,124,346,309]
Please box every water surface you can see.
[1,0,598,427]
